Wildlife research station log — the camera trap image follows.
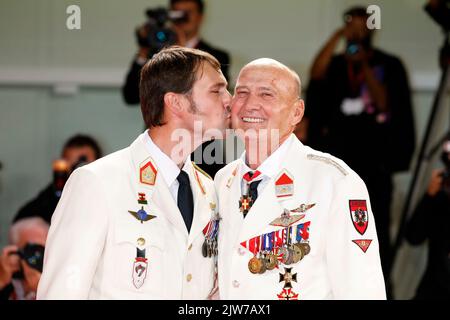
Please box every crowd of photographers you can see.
[1,0,449,300]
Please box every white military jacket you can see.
[37,133,218,299]
[215,134,386,300]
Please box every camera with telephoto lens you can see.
[9,243,45,274]
[138,7,188,53]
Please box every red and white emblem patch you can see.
[352,239,372,253]
[349,200,369,235]
[132,257,148,289]
[140,158,157,186]
[275,170,294,198]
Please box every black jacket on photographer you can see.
[13,183,58,225]
[305,48,415,281]
[122,38,230,178]
[405,190,450,299]
[306,49,415,180]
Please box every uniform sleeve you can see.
[37,168,109,299]
[325,174,386,299]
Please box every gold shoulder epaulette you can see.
[192,162,213,180]
[306,154,348,176]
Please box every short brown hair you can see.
[139,46,220,128]
[170,0,204,14]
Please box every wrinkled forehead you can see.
[237,63,300,97]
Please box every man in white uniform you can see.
[215,58,386,299]
[37,46,231,299]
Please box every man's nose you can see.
[243,93,262,111]
[223,90,232,108]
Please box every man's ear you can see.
[164,92,184,117]
[292,99,305,126]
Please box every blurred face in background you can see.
[16,224,48,294]
[62,146,97,169]
[171,1,203,40]
[344,14,372,46]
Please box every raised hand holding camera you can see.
[0,245,20,289]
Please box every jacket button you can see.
[188,244,193,251]
[186,274,193,282]
[232,280,240,288]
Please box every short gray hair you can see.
[9,217,49,245]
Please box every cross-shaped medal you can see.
[279,267,297,289]
[239,195,253,215]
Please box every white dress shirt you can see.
[239,135,294,196]
[143,130,193,204]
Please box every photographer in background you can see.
[122,0,231,178]
[14,134,102,224]
[0,217,49,300]
[123,0,230,105]
[405,138,450,300]
[297,6,416,297]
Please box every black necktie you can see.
[177,170,194,232]
[248,179,262,203]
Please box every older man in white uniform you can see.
[215,58,386,300]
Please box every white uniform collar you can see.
[240,134,295,179]
[142,130,189,187]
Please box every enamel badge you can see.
[290,203,316,213]
[132,257,148,289]
[352,239,372,253]
[129,193,156,223]
[270,209,305,227]
[138,193,147,204]
[349,200,369,235]
[226,165,238,188]
[128,206,156,224]
[239,195,253,215]
[140,158,157,186]
[275,170,294,198]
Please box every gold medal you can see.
[202,240,208,258]
[292,244,304,263]
[248,256,262,274]
[280,247,292,265]
[265,253,278,270]
[300,242,311,255]
[258,256,267,274]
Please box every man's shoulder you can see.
[300,144,361,181]
[78,146,131,179]
[214,159,240,185]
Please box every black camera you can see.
[9,243,45,273]
[139,7,188,52]
[346,41,360,56]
